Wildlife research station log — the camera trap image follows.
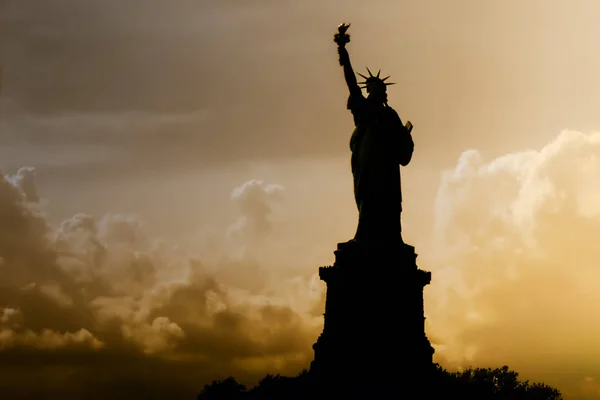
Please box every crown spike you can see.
[385,82,396,86]
[366,67,373,77]
[376,69,381,78]
[381,76,391,81]
[357,72,368,80]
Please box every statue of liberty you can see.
[334,23,415,247]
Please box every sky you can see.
[2,0,600,399]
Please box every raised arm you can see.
[334,23,361,96]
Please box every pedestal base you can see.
[309,241,434,396]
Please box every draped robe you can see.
[347,91,414,244]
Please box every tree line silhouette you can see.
[196,364,562,399]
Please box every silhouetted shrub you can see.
[430,364,562,400]
[196,377,246,400]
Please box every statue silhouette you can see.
[334,23,414,246]
[194,24,565,400]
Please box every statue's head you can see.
[358,68,395,104]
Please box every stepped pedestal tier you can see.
[309,240,435,396]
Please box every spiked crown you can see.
[357,68,395,90]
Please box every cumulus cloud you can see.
[0,170,320,399]
[122,316,184,355]
[6,167,39,203]
[0,328,104,351]
[228,179,284,254]
[426,130,600,399]
[0,308,19,324]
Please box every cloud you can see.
[6,167,39,203]
[0,308,19,324]
[0,328,104,351]
[0,170,321,399]
[228,179,284,253]
[6,129,600,399]
[122,316,184,355]
[426,130,600,398]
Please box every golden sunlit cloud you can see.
[425,130,600,399]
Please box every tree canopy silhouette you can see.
[196,365,562,400]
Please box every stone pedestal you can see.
[309,241,435,397]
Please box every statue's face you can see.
[367,83,387,103]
